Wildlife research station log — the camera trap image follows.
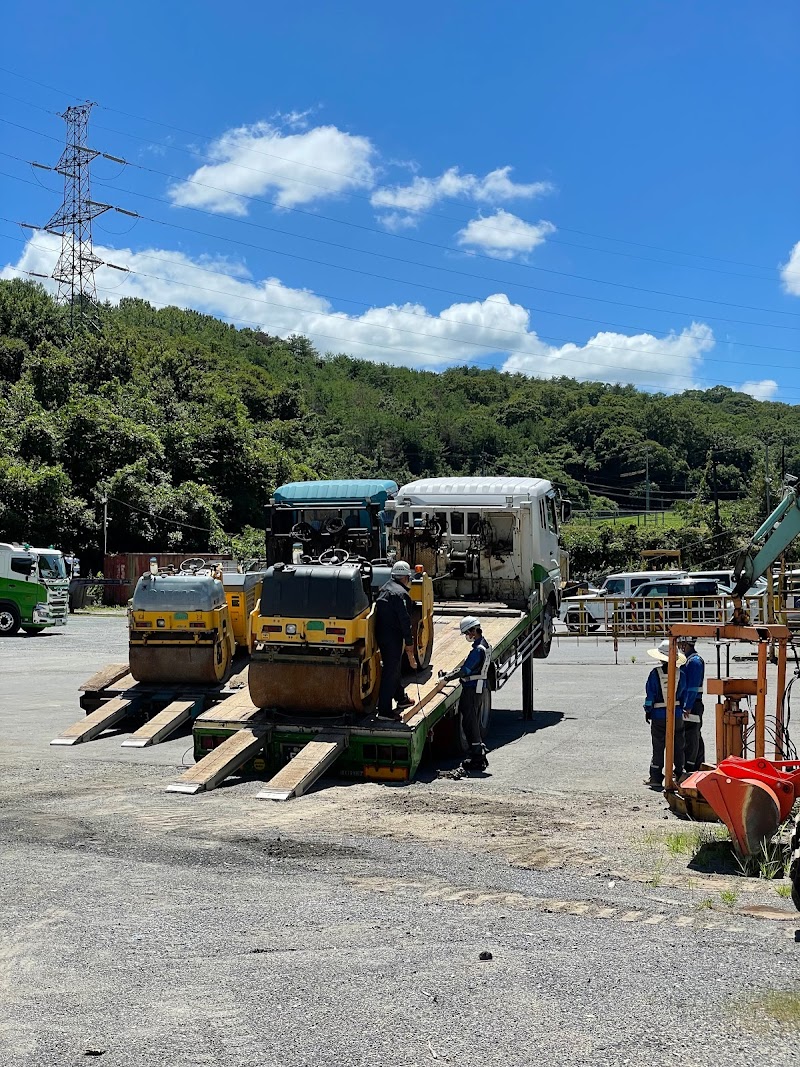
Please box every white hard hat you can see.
[460,615,482,634]
[647,638,686,666]
[391,560,413,578]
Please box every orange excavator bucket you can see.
[683,758,800,858]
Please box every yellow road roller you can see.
[249,557,381,714]
[128,563,236,686]
[249,553,434,716]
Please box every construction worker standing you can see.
[440,616,492,772]
[643,639,687,789]
[679,636,706,772]
[375,560,415,720]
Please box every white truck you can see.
[0,542,69,635]
[389,477,563,657]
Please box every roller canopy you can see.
[132,575,226,612]
[263,563,370,619]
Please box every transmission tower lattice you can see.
[45,103,110,325]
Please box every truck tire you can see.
[533,600,555,659]
[790,810,800,913]
[0,603,21,636]
[478,689,492,739]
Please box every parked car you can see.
[560,570,686,631]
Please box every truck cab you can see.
[0,543,69,635]
[389,477,563,656]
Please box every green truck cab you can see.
[0,542,69,635]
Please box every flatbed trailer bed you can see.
[171,608,540,797]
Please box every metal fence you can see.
[560,594,766,637]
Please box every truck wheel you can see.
[0,604,21,636]
[22,626,46,636]
[790,811,800,913]
[428,708,468,759]
[533,601,555,659]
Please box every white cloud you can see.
[167,120,376,215]
[3,235,713,390]
[457,210,556,260]
[502,321,715,391]
[740,379,778,401]
[780,240,800,296]
[370,165,552,224]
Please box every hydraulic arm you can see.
[732,482,800,597]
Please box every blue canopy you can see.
[273,479,397,506]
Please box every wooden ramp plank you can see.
[79,663,130,693]
[256,732,347,801]
[51,696,136,746]
[121,699,199,748]
[166,726,270,795]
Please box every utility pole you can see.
[764,439,771,518]
[101,495,108,558]
[710,449,720,529]
[644,450,650,522]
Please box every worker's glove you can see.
[438,668,460,682]
[644,711,652,724]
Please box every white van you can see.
[560,570,686,630]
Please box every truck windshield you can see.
[38,553,66,580]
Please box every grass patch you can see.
[720,888,739,907]
[752,992,800,1028]
[694,897,714,911]
[664,824,728,858]
[775,884,792,898]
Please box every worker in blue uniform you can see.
[375,560,415,720]
[644,639,687,789]
[440,616,492,772]
[679,636,706,772]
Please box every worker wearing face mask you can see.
[440,616,492,772]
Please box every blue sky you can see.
[1,1,799,399]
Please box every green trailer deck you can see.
[169,606,541,797]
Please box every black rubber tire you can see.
[21,626,46,636]
[789,811,800,914]
[533,600,555,659]
[428,708,468,759]
[0,603,21,636]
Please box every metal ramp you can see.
[255,731,348,801]
[51,695,140,746]
[121,699,202,749]
[166,725,271,795]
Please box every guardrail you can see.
[560,595,766,637]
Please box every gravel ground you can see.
[0,617,798,1066]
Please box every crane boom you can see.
[733,482,800,597]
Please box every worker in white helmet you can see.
[440,616,492,771]
[375,560,415,720]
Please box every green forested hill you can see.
[0,279,796,571]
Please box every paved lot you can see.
[1,616,798,1066]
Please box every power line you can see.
[7,228,800,395]
[3,147,800,341]
[1,100,800,296]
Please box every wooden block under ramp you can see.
[256,732,347,802]
[166,726,271,795]
[79,663,131,693]
[51,696,136,746]
[121,699,200,748]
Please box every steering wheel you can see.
[358,558,373,583]
[318,548,350,566]
[323,516,346,535]
[291,521,314,543]
[180,557,206,573]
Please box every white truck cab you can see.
[389,477,563,655]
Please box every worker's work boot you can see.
[644,777,663,790]
[395,694,414,709]
[377,708,402,722]
[463,750,488,772]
